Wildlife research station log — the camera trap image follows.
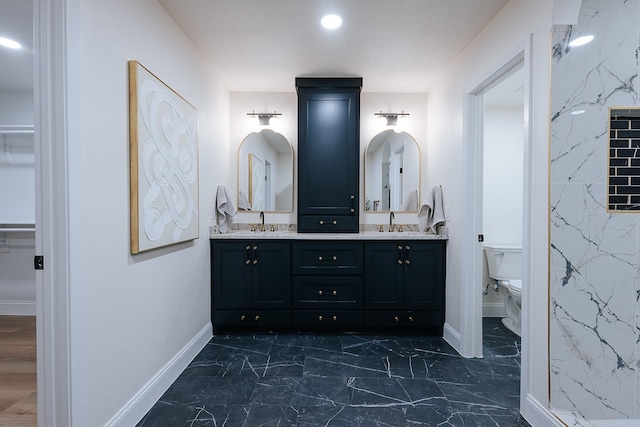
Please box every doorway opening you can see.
[462,38,533,415]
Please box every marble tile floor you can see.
[137,318,530,426]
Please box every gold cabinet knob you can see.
[408,316,414,322]
[255,315,260,321]
[397,260,403,265]
[240,315,246,321]
[394,316,399,322]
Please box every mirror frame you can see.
[364,130,421,213]
[237,129,294,213]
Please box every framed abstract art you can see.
[128,60,199,254]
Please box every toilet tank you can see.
[483,244,522,281]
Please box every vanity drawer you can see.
[298,215,358,233]
[292,241,363,275]
[293,277,363,308]
[293,310,363,326]
[214,310,290,326]
[364,310,444,328]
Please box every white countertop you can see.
[210,230,447,240]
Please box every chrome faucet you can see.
[389,211,395,232]
[259,211,265,232]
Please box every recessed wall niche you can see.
[608,108,640,211]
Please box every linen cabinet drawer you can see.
[293,277,363,308]
[214,310,291,327]
[293,310,363,327]
[292,241,363,275]
[298,215,358,233]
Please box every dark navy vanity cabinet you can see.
[211,240,291,331]
[291,241,364,327]
[211,238,446,334]
[296,78,362,233]
[364,241,445,330]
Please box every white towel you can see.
[238,190,252,211]
[216,185,237,233]
[418,185,446,233]
[400,189,418,211]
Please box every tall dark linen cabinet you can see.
[296,78,362,233]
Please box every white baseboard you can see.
[522,394,564,427]
[0,301,36,315]
[105,322,213,427]
[482,303,505,318]
[442,322,462,355]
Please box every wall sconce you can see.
[374,110,409,127]
[247,110,282,130]
[373,110,409,133]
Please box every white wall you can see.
[73,0,228,424]
[482,106,525,315]
[425,0,554,423]
[0,89,35,315]
[483,106,524,245]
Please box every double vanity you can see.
[212,77,447,334]
[210,230,447,334]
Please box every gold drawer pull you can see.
[318,315,338,321]
[318,290,338,296]
[319,220,338,225]
[318,256,338,261]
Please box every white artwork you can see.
[129,61,199,254]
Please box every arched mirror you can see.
[365,130,420,212]
[238,129,293,212]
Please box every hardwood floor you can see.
[0,315,36,427]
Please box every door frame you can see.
[34,0,82,425]
[461,35,533,411]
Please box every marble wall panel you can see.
[550,0,640,420]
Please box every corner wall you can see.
[425,0,555,423]
[73,0,228,424]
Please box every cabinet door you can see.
[212,241,253,309]
[403,241,445,310]
[253,242,291,308]
[297,78,361,233]
[364,242,403,309]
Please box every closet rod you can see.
[0,125,34,134]
[0,225,35,232]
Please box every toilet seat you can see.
[507,279,522,294]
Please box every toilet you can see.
[483,244,522,336]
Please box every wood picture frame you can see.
[128,60,199,254]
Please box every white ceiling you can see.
[156,0,512,93]
[0,0,514,95]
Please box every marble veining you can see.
[210,223,447,240]
[137,318,529,426]
[550,0,640,421]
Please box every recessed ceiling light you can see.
[0,37,21,50]
[321,14,342,30]
[569,35,594,47]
